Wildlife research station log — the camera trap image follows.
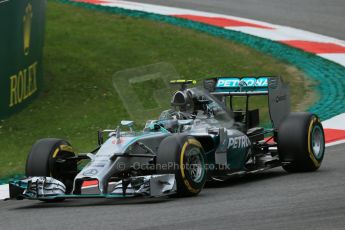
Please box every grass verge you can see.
[0,0,316,179]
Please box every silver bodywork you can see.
[71,87,239,195]
[74,132,170,194]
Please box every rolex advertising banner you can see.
[0,0,46,118]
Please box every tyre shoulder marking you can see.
[188,139,202,148]
[52,148,60,158]
[59,144,74,153]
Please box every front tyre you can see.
[26,138,77,194]
[156,135,207,197]
[278,112,325,172]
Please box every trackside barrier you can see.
[0,0,46,118]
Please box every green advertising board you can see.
[0,0,46,118]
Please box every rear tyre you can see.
[156,135,207,197]
[26,138,77,195]
[278,112,325,172]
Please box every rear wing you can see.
[203,77,290,129]
[206,77,269,95]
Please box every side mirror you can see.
[121,120,134,127]
[177,119,193,133]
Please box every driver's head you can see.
[171,90,193,112]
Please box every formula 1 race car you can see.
[9,77,325,201]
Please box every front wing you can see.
[9,174,176,200]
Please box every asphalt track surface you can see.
[127,0,345,40]
[1,143,345,230]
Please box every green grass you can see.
[0,0,317,178]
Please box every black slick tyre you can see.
[156,135,207,197]
[278,112,325,172]
[26,138,77,194]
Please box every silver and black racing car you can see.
[9,76,325,201]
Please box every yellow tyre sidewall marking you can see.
[52,148,60,158]
[52,145,74,159]
[179,139,202,194]
[188,139,202,148]
[59,144,74,153]
[51,145,74,176]
[307,117,320,167]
